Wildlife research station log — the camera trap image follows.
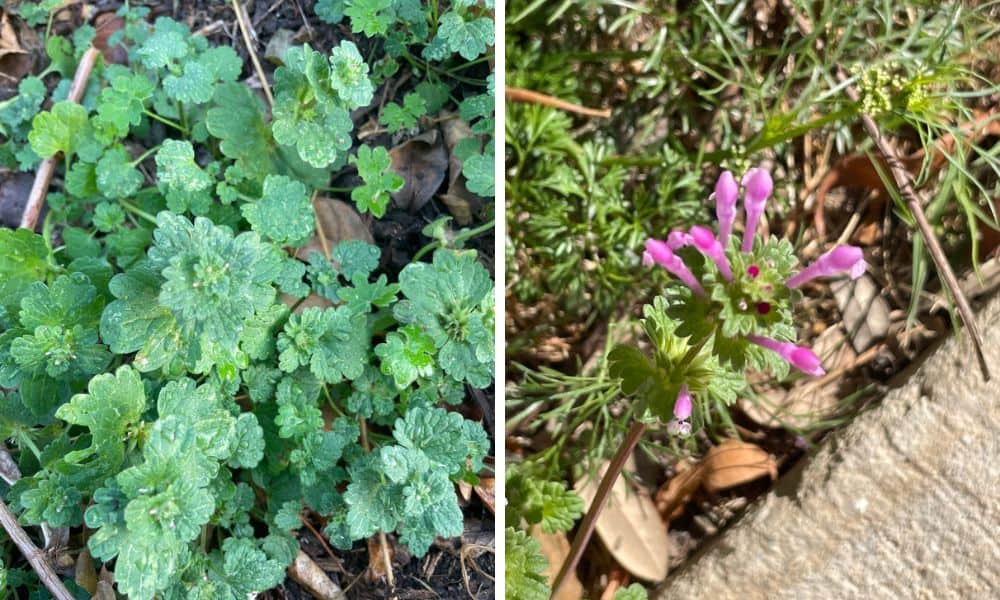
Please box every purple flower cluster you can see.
[643,167,869,433]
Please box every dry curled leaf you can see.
[474,475,496,514]
[0,11,35,86]
[93,12,127,65]
[701,439,777,494]
[575,461,673,582]
[530,526,583,600]
[654,460,704,524]
[74,548,97,595]
[814,108,1000,242]
[389,129,449,213]
[439,112,481,225]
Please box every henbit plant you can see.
[505,1,1000,359]
[540,167,868,595]
[0,2,495,598]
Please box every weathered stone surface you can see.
[655,294,1000,600]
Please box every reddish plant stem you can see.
[782,1,990,381]
[506,86,612,118]
[550,419,648,598]
[21,46,101,231]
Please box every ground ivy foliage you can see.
[0,1,495,596]
[3,226,494,598]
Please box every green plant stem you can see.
[444,55,491,74]
[129,145,161,167]
[178,101,188,133]
[119,199,158,225]
[143,109,187,134]
[412,219,495,262]
[401,51,485,86]
[550,419,648,598]
[16,432,42,462]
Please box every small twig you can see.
[252,0,285,27]
[377,530,395,589]
[506,87,612,119]
[193,20,226,37]
[300,513,346,574]
[311,191,332,260]
[782,1,990,381]
[551,420,647,598]
[460,543,495,599]
[0,499,74,600]
[21,46,100,231]
[229,0,274,109]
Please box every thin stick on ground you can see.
[0,498,74,600]
[506,87,612,118]
[20,46,101,231]
[550,420,648,598]
[781,0,991,381]
[299,513,347,574]
[312,191,332,260]
[229,0,274,109]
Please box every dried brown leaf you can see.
[0,12,34,85]
[575,461,673,582]
[389,129,449,213]
[439,112,482,225]
[74,548,97,594]
[530,526,583,600]
[295,195,373,262]
[93,12,127,65]
[654,461,705,524]
[474,475,496,514]
[701,440,777,494]
[92,582,116,600]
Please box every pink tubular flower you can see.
[673,384,692,420]
[746,334,826,376]
[713,171,739,247]
[642,251,654,267]
[785,245,868,288]
[741,168,773,253]
[645,239,705,296]
[689,225,732,281]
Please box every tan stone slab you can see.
[654,294,1000,600]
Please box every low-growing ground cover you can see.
[505,1,1000,598]
[0,1,496,598]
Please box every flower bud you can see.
[714,171,738,246]
[785,245,868,288]
[645,239,705,296]
[689,225,732,281]
[673,384,692,420]
[747,334,826,376]
[741,167,773,253]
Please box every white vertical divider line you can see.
[493,0,507,597]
